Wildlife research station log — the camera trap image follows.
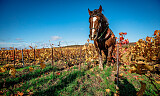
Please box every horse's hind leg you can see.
[108,45,114,63]
[103,49,108,64]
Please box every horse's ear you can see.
[99,5,102,13]
[88,8,92,15]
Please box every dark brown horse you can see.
[88,5,116,70]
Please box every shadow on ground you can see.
[116,76,137,96]
[34,70,85,96]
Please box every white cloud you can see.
[51,36,62,41]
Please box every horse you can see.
[88,5,116,70]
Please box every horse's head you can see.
[88,5,102,40]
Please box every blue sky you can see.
[0,0,160,49]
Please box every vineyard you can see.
[0,30,160,96]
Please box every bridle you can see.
[89,14,109,40]
[89,14,101,40]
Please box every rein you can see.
[90,14,110,41]
[97,25,109,40]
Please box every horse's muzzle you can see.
[91,35,97,40]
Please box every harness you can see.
[90,14,110,41]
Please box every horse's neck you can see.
[99,15,109,39]
[101,15,109,30]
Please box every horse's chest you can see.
[97,40,106,50]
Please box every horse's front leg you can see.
[98,50,103,70]
[94,41,103,70]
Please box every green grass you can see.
[0,65,58,89]
[0,62,159,96]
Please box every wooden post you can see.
[22,49,24,67]
[1,51,3,65]
[7,56,8,64]
[27,50,30,64]
[14,49,15,67]
[79,45,82,70]
[52,47,53,66]
[34,48,35,65]
[116,43,119,89]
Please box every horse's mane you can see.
[100,13,109,26]
[90,9,109,26]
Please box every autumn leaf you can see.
[125,39,129,44]
[40,63,46,69]
[138,78,144,81]
[119,73,123,77]
[1,48,5,50]
[155,80,160,84]
[146,36,151,42]
[154,30,160,36]
[87,39,90,42]
[56,72,60,75]
[0,90,3,94]
[18,91,24,96]
[122,41,126,44]
[9,68,16,77]
[123,32,127,35]
[27,89,30,92]
[29,67,34,72]
[111,34,115,38]
[9,47,14,50]
[106,89,111,93]
[119,32,123,36]
[120,37,124,41]
[96,74,100,77]
[0,67,6,73]
[29,46,33,49]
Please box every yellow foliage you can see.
[29,67,34,72]
[155,80,160,84]
[106,89,111,93]
[9,68,16,77]
[0,67,6,73]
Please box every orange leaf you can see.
[18,92,24,96]
[125,39,129,44]
[29,67,34,72]
[106,89,110,93]
[29,46,33,49]
[111,34,115,38]
[9,68,16,77]
[87,39,90,42]
[154,30,160,36]
[56,72,60,75]
[123,32,127,35]
[119,73,123,77]
[40,63,46,69]
[10,47,14,49]
[155,80,160,84]
[146,36,151,42]
[0,67,6,73]
[120,37,124,41]
[119,32,123,36]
